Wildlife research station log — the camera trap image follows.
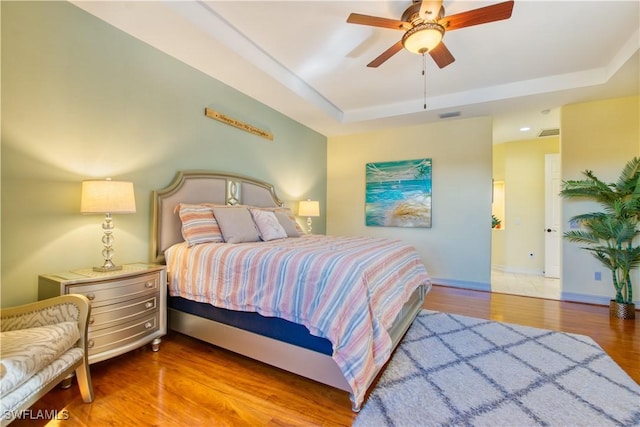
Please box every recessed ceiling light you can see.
[520,126,531,132]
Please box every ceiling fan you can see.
[347,0,514,68]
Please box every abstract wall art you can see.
[365,158,432,228]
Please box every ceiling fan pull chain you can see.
[423,53,427,110]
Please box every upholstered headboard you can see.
[152,170,283,263]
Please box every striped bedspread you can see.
[165,234,431,408]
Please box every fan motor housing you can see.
[402,2,445,24]
[401,3,422,22]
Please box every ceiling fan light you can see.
[402,22,445,55]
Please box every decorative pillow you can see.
[177,203,223,246]
[211,206,261,244]
[256,207,305,235]
[274,211,301,237]
[250,209,288,241]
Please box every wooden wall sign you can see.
[204,108,273,141]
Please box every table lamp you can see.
[298,199,320,234]
[81,179,136,271]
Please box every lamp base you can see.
[93,265,123,272]
[93,263,123,272]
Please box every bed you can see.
[152,170,431,411]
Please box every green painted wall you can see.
[1,1,327,307]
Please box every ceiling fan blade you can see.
[419,0,444,21]
[440,0,514,31]
[429,42,455,69]
[347,13,411,31]
[367,41,404,68]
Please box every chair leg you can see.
[75,360,94,403]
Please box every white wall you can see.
[492,137,560,274]
[327,117,493,289]
[561,96,640,305]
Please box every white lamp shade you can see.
[81,180,136,214]
[298,200,320,217]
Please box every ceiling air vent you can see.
[439,111,461,119]
[538,128,560,137]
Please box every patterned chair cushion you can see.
[0,321,80,396]
[0,348,83,415]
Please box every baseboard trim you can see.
[560,292,637,307]
[492,266,545,276]
[431,278,491,292]
[433,281,638,307]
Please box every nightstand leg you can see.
[151,337,161,352]
[60,374,73,389]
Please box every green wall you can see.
[1,1,327,307]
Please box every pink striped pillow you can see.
[177,203,224,246]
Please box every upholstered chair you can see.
[1,294,94,426]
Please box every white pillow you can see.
[250,209,288,241]
[254,207,303,236]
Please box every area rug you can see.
[355,310,640,427]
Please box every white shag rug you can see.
[355,310,640,427]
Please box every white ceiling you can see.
[73,0,639,143]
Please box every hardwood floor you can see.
[16,285,638,427]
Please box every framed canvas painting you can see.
[365,158,432,228]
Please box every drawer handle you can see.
[86,293,95,301]
[144,322,153,329]
[145,281,154,289]
[88,340,95,349]
[145,302,154,309]
[88,316,95,325]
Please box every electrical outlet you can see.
[594,272,602,281]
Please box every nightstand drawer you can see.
[88,312,159,357]
[68,272,159,305]
[89,294,159,330]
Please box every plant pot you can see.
[609,300,636,319]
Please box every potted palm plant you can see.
[560,157,640,319]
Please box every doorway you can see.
[491,138,561,299]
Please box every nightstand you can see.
[38,263,167,364]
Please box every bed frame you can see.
[152,170,427,411]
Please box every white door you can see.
[544,154,561,278]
